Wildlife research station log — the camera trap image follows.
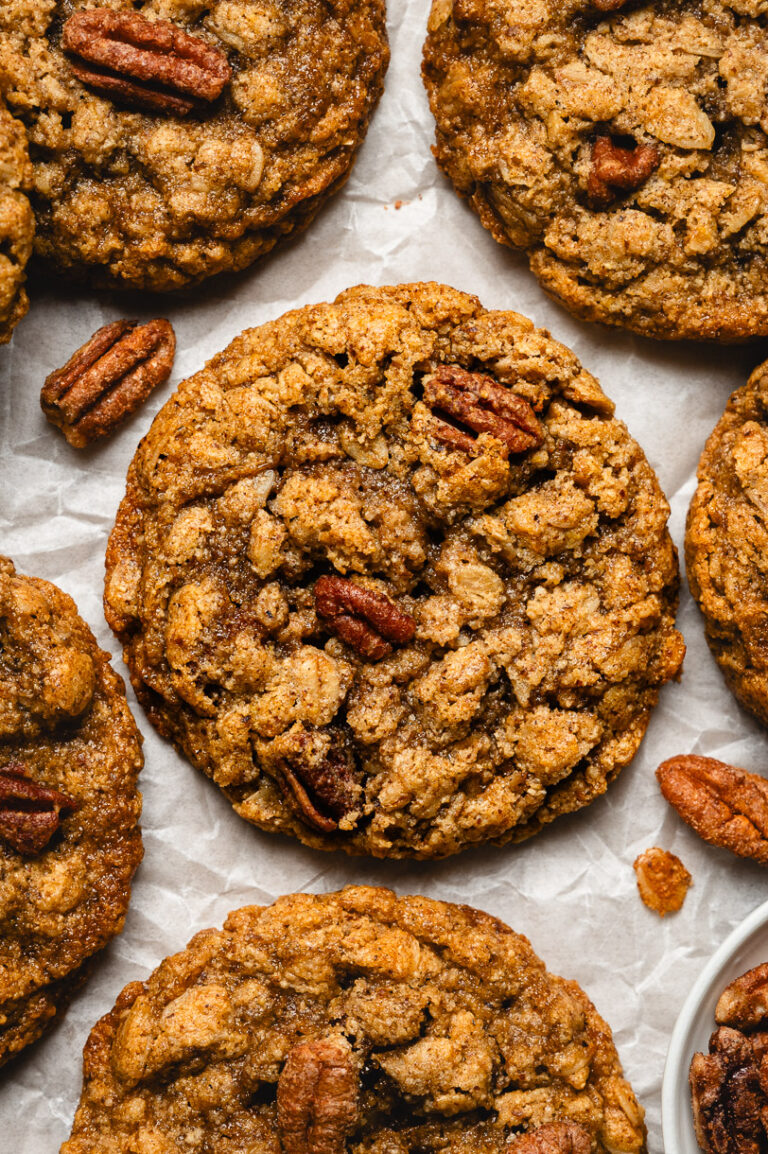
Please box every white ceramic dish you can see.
[662,898,768,1153]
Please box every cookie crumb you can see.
[633,846,691,916]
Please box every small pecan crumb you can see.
[633,846,692,916]
[588,136,660,208]
[41,318,175,448]
[0,763,78,855]
[62,9,231,117]
[277,1036,358,1154]
[315,576,415,661]
[279,744,360,834]
[657,755,768,865]
[510,1122,592,1154]
[422,365,543,455]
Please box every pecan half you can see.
[41,318,175,448]
[510,1122,592,1154]
[279,744,360,834]
[587,136,660,208]
[0,763,78,855]
[633,846,692,916]
[315,576,415,661]
[716,965,768,1032]
[62,9,231,116]
[657,755,768,865]
[422,365,543,455]
[690,1027,766,1154]
[277,1036,358,1154]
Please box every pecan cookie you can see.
[0,0,388,291]
[104,282,683,858]
[0,100,33,344]
[687,360,768,727]
[423,0,768,341]
[0,556,143,1066]
[62,886,647,1154]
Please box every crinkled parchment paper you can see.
[3,2,768,1149]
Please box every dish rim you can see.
[662,896,768,1153]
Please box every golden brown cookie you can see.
[687,360,768,727]
[0,100,33,344]
[423,0,768,341]
[61,887,647,1154]
[104,281,683,859]
[0,0,388,291]
[0,556,143,1066]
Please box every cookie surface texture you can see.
[105,282,683,859]
[61,886,647,1154]
[423,0,768,341]
[0,0,388,291]
[0,101,33,344]
[0,556,143,1066]
[687,359,768,727]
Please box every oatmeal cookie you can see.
[687,359,768,727]
[0,100,33,344]
[62,886,647,1154]
[0,0,388,292]
[104,282,683,859]
[0,556,143,1066]
[423,0,768,341]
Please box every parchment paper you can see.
[3,2,768,1148]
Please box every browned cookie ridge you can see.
[0,556,143,1066]
[423,0,768,341]
[687,360,768,727]
[0,100,33,344]
[61,887,647,1154]
[104,282,683,859]
[0,0,388,291]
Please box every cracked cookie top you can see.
[104,281,683,859]
[0,100,33,344]
[0,556,143,1066]
[0,0,388,291]
[687,358,768,727]
[423,0,768,341]
[61,886,647,1154]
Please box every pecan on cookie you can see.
[62,9,231,116]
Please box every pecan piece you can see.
[0,763,78,855]
[279,745,360,834]
[315,576,415,661]
[633,845,692,916]
[592,0,628,10]
[690,1027,767,1154]
[62,9,231,117]
[510,1122,592,1154]
[277,1036,358,1154]
[657,755,768,864]
[716,965,768,1032]
[41,318,175,448]
[588,136,660,208]
[422,365,543,455]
